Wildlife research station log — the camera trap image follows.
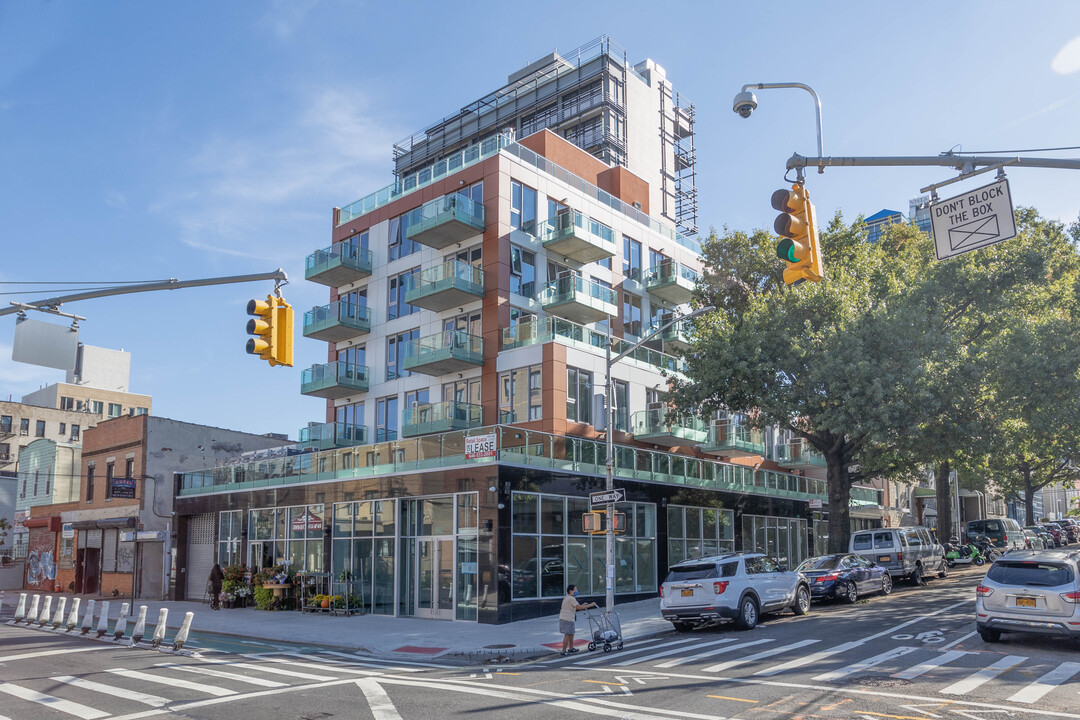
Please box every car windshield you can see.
[798,556,841,571]
[987,562,1074,587]
[664,563,718,582]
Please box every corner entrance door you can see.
[416,537,454,620]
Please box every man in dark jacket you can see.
[208,563,225,610]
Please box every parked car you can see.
[1022,529,1046,550]
[967,518,1026,550]
[1024,526,1052,548]
[1047,521,1077,544]
[1052,520,1080,543]
[660,552,811,631]
[975,549,1080,643]
[849,527,947,585]
[797,553,892,603]
[1039,523,1065,548]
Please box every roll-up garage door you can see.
[185,513,216,601]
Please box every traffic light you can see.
[772,182,823,285]
[246,295,294,367]
[582,512,603,534]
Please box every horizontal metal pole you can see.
[787,153,1080,172]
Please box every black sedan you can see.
[797,553,892,603]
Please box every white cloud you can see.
[1052,34,1080,74]
[256,0,322,42]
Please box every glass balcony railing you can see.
[305,242,373,287]
[538,210,616,264]
[302,301,371,342]
[405,193,485,249]
[537,275,617,324]
[298,422,368,451]
[643,260,698,304]
[649,317,693,352]
[701,419,765,458]
[402,330,484,376]
[402,401,484,437]
[775,439,827,469]
[403,259,484,311]
[300,362,369,399]
[630,408,708,447]
[851,485,884,506]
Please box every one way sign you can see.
[590,489,625,508]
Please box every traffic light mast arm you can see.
[0,269,289,318]
[786,152,1080,175]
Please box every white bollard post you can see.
[113,602,129,641]
[67,597,82,631]
[51,597,68,629]
[81,599,96,634]
[13,593,27,623]
[0,590,5,616]
[37,596,53,626]
[151,608,168,648]
[26,594,40,625]
[96,600,111,638]
[131,605,148,644]
[172,611,194,651]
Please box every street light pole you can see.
[604,305,714,613]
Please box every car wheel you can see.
[735,596,759,630]
[880,573,893,596]
[841,581,858,604]
[938,561,948,579]
[792,585,811,615]
[980,629,1001,643]
[911,564,925,586]
[671,621,694,633]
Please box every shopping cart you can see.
[585,608,623,652]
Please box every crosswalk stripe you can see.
[1006,661,1080,704]
[892,650,972,680]
[356,678,403,720]
[155,663,287,687]
[0,682,110,719]
[105,668,237,697]
[703,639,820,674]
[247,656,380,678]
[612,638,736,667]
[654,638,775,669]
[573,637,699,666]
[0,647,106,663]
[812,646,919,682]
[754,640,861,676]
[52,675,169,707]
[196,657,339,681]
[940,655,1028,695]
[317,651,452,669]
[281,652,426,673]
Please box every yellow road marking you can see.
[821,698,853,712]
[857,713,938,720]
[583,679,625,686]
[707,695,758,703]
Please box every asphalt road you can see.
[1,569,1078,720]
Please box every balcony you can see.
[653,318,692,352]
[644,260,698,305]
[298,422,368,451]
[630,407,708,447]
[775,439,827,470]
[302,301,371,342]
[300,362,369,400]
[405,194,485,249]
[305,242,373,287]
[402,330,484,376]
[538,275,617,325]
[538,210,616,265]
[402,401,483,438]
[701,420,765,458]
[403,259,484,312]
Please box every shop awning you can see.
[23,516,62,532]
[912,487,936,498]
[70,517,137,530]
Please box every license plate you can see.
[1016,596,1037,608]
[878,556,891,562]
[681,589,694,597]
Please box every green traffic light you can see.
[776,238,798,262]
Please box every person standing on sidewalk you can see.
[208,563,224,610]
[559,584,597,656]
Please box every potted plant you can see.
[221,563,250,608]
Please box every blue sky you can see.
[2,1,1079,437]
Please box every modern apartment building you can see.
[174,39,883,624]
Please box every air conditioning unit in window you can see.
[19,429,28,436]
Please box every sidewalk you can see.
[0,591,672,662]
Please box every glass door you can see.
[415,536,454,620]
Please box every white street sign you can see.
[590,489,625,508]
[930,178,1016,259]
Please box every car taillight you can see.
[659,586,664,599]
[896,552,903,564]
[817,572,840,583]
[976,584,994,597]
[1060,591,1080,603]
[713,581,729,595]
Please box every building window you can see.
[375,396,399,442]
[125,458,134,479]
[649,248,667,272]
[35,420,45,437]
[331,499,397,616]
[107,403,122,419]
[218,510,243,566]
[0,442,9,458]
[521,103,558,137]
[741,514,809,569]
[388,214,419,261]
[509,245,536,298]
[86,465,95,501]
[59,397,74,411]
[388,268,420,321]
[91,401,104,416]
[247,504,325,574]
[32,470,39,497]
[135,407,148,416]
[623,236,642,281]
[613,379,629,432]
[442,378,480,405]
[564,116,604,150]
[499,365,542,423]
[59,423,66,435]
[667,505,735,566]
[386,329,419,381]
[0,415,10,433]
[562,80,603,117]
[105,461,114,499]
[71,424,80,441]
[510,180,537,231]
[622,292,643,338]
[19,418,29,435]
[566,368,593,425]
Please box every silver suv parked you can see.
[660,552,811,631]
[976,549,1080,643]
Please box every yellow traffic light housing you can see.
[772,182,823,285]
[582,510,626,535]
[246,295,294,367]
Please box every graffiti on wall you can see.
[26,528,57,590]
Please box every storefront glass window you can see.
[741,514,808,569]
[667,504,734,566]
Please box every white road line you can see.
[155,662,288,687]
[754,640,862,676]
[0,682,110,719]
[702,638,820,673]
[0,646,107,663]
[940,655,1028,695]
[196,657,341,681]
[573,637,698,665]
[939,630,978,650]
[105,668,237,697]
[316,650,452,669]
[812,645,919,682]
[654,638,774,669]
[52,675,170,707]
[356,679,404,720]
[612,638,736,667]
[280,651,426,673]
[1007,661,1080,704]
[892,649,972,679]
[245,655,381,678]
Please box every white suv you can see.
[976,549,1080,643]
[660,552,811,631]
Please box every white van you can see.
[849,527,947,585]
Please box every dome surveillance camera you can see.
[733,90,758,118]
[489,486,498,493]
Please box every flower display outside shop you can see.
[219,563,252,608]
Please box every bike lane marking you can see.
[940,656,1028,696]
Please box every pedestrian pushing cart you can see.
[585,608,623,652]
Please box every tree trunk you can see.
[1023,468,1036,526]
[826,451,854,554]
[935,461,953,541]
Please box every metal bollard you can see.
[51,597,68,630]
[37,596,53,626]
[96,600,111,638]
[113,602,130,641]
[151,608,168,648]
[172,611,194,651]
[67,598,82,632]
[81,599,96,634]
[13,593,27,623]
[26,595,40,625]
[0,590,4,616]
[131,605,148,644]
